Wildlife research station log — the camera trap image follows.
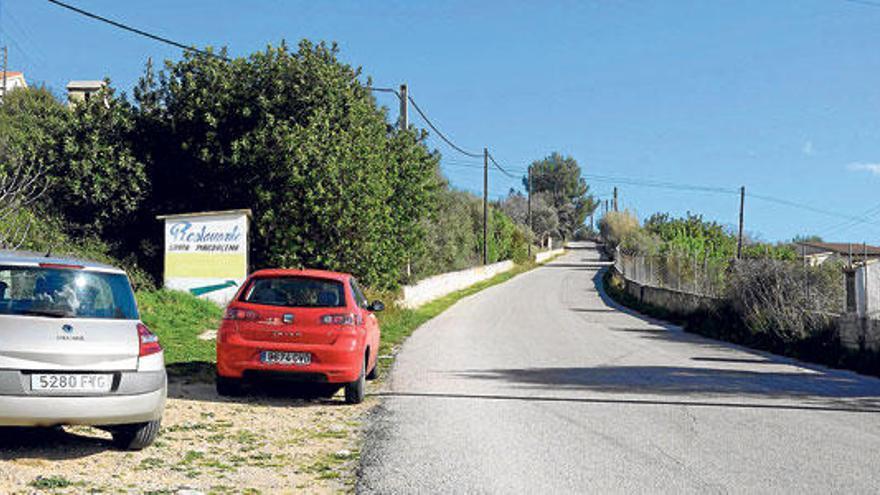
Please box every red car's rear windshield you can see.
[240,276,346,308]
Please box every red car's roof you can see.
[248,268,350,281]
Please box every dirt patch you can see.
[0,378,373,494]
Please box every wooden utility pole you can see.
[483,147,489,265]
[398,84,408,131]
[737,186,745,259]
[527,166,532,258]
[399,84,410,278]
[1,46,7,103]
[613,187,618,212]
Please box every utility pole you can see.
[736,186,745,259]
[398,84,408,131]
[527,166,532,258]
[398,84,410,278]
[613,187,618,212]
[1,46,7,103]
[483,147,489,265]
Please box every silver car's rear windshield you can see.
[0,265,138,320]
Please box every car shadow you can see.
[166,361,349,407]
[0,426,111,461]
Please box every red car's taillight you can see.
[224,308,260,321]
[137,323,162,357]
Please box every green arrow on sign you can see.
[190,280,239,297]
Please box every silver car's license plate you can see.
[260,350,311,366]
[31,374,113,393]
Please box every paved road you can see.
[358,242,880,494]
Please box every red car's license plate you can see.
[260,350,311,366]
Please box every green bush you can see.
[598,210,640,249]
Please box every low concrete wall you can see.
[535,248,565,264]
[838,313,880,352]
[621,276,720,315]
[613,266,720,316]
[399,260,515,309]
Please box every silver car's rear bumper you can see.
[0,388,166,426]
[0,371,166,426]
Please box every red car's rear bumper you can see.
[217,330,362,384]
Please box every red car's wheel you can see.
[344,356,366,404]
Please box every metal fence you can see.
[613,250,727,298]
[614,248,848,319]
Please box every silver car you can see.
[0,252,166,450]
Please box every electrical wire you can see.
[746,192,880,228]
[487,152,520,179]
[841,0,880,8]
[819,202,880,238]
[46,0,230,61]
[369,87,483,159]
[406,94,483,159]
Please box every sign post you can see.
[157,209,251,305]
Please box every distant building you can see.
[66,80,106,107]
[0,71,28,101]
[796,241,880,267]
[846,259,880,317]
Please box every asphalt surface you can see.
[358,242,880,494]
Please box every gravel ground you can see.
[1,376,373,494]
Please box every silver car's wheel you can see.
[110,419,161,450]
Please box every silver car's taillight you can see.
[137,323,162,357]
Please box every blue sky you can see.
[2,0,880,242]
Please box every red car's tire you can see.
[216,374,244,397]
[344,357,366,404]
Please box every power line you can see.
[46,0,230,61]
[819,202,880,237]
[841,0,880,8]
[746,192,880,228]
[405,94,483,159]
[487,152,519,179]
[368,86,483,159]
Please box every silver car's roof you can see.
[0,250,126,274]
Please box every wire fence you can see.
[613,250,728,298]
[614,248,848,320]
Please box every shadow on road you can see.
[453,365,880,402]
[373,391,880,414]
[541,263,609,269]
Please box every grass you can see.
[137,289,223,364]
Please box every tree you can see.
[524,152,596,239]
[0,87,68,248]
[133,40,440,288]
[58,82,148,235]
[0,84,148,247]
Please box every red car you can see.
[215,269,383,404]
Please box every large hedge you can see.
[132,41,440,289]
[0,40,532,290]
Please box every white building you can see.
[0,71,28,101]
[849,259,880,318]
[797,241,880,266]
[66,80,106,107]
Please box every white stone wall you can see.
[856,260,880,318]
[535,248,565,264]
[399,260,515,309]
